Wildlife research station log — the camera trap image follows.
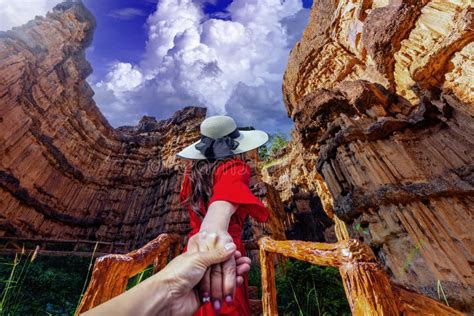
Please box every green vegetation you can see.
[0,253,91,315]
[126,265,153,290]
[353,223,369,235]
[259,131,289,163]
[249,258,351,315]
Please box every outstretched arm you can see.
[83,242,247,316]
[187,200,238,311]
[200,200,237,232]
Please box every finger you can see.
[236,256,251,266]
[186,243,236,294]
[236,276,244,287]
[211,263,223,310]
[188,232,206,253]
[199,267,211,301]
[198,232,210,300]
[196,243,236,267]
[199,231,207,238]
[205,232,218,249]
[236,262,251,276]
[234,250,242,259]
[222,256,236,304]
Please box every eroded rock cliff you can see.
[0,2,287,251]
[279,0,473,312]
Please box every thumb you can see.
[196,243,237,267]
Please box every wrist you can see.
[200,203,235,232]
[146,273,173,316]
[199,224,228,233]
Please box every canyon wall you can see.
[0,2,285,250]
[0,0,201,248]
[280,0,473,312]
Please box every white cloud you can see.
[0,0,62,31]
[94,0,309,132]
[107,8,146,20]
[98,62,144,95]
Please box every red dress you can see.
[179,158,270,316]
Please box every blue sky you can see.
[84,0,312,83]
[83,0,159,80]
[0,0,313,134]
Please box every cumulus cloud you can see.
[0,0,62,31]
[93,0,309,132]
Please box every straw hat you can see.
[177,115,269,160]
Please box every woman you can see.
[177,115,270,315]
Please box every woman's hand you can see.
[162,241,251,315]
[158,242,237,315]
[187,200,239,311]
[187,230,237,311]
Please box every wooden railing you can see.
[0,237,129,257]
[70,233,463,315]
[75,233,181,315]
[258,237,464,315]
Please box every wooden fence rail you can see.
[0,237,129,257]
[75,233,181,315]
[258,237,464,315]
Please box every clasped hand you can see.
[186,230,249,312]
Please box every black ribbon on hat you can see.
[195,128,240,159]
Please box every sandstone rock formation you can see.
[261,139,336,243]
[280,0,474,312]
[0,2,285,251]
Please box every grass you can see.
[437,280,449,306]
[0,247,157,316]
[126,265,153,290]
[249,259,350,315]
[75,242,98,314]
[0,247,39,315]
[0,252,92,315]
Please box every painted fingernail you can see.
[203,292,209,298]
[224,243,236,251]
[225,295,233,303]
[213,299,221,310]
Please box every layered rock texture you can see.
[0,2,286,250]
[280,0,474,312]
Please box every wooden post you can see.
[257,236,463,315]
[259,246,278,315]
[172,240,182,260]
[75,257,131,315]
[337,239,399,315]
[339,262,399,315]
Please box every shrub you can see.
[249,259,350,315]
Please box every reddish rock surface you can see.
[1,0,473,313]
[0,2,286,251]
[278,0,474,312]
